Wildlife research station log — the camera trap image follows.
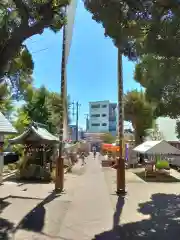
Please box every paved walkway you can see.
[0,155,115,239]
[2,155,180,239]
[58,154,114,239]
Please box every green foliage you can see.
[23,85,51,128]
[13,109,31,133]
[0,83,14,117]
[124,90,155,144]
[100,133,116,144]
[83,0,142,57]
[134,54,180,118]
[17,164,51,181]
[83,0,180,58]
[175,121,180,140]
[15,85,70,134]
[47,91,62,133]
[0,0,69,96]
[1,45,34,100]
[4,109,29,155]
[8,163,17,171]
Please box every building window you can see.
[91,104,100,108]
[91,114,100,117]
[102,114,107,117]
[102,123,107,126]
[102,104,107,108]
[91,123,100,126]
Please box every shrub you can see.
[8,163,17,171]
[18,164,51,182]
[51,168,56,182]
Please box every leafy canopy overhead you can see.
[0,0,69,78]
[2,46,34,100]
[83,0,180,58]
[134,54,180,118]
[0,83,14,117]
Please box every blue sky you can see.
[26,1,141,128]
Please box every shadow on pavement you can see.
[3,174,50,184]
[0,197,14,239]
[113,196,125,229]
[0,218,14,240]
[93,193,180,240]
[12,190,61,235]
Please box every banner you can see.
[63,0,78,141]
[65,0,78,65]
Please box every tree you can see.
[47,92,71,133]
[0,0,69,79]
[134,54,180,118]
[4,108,31,155]
[124,90,155,145]
[13,108,31,133]
[84,1,180,56]
[100,133,116,144]
[4,46,34,100]
[47,91,62,133]
[83,0,142,192]
[0,84,14,117]
[84,0,180,192]
[22,85,52,130]
[17,85,70,134]
[175,120,180,140]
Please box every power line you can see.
[31,48,49,54]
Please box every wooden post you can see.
[0,135,4,184]
[55,20,66,192]
[116,48,126,194]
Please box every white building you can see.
[88,101,117,136]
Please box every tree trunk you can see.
[116,47,125,194]
[0,31,24,77]
[0,17,54,78]
[135,130,143,145]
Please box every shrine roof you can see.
[0,112,17,134]
[9,122,59,144]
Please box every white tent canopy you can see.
[133,140,180,155]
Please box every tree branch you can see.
[12,0,29,25]
[24,2,55,37]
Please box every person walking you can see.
[80,151,86,166]
[92,146,97,159]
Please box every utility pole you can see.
[69,101,80,142]
[71,101,75,120]
[76,102,81,142]
[84,114,89,132]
